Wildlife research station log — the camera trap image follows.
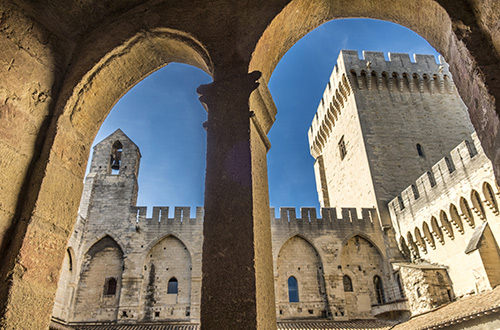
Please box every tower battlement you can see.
[388,132,484,216]
[132,206,204,224]
[309,50,456,158]
[271,206,379,228]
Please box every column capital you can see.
[197,71,262,111]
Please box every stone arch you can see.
[460,196,476,228]
[52,247,76,321]
[276,235,327,320]
[340,232,386,260]
[482,181,499,214]
[406,232,420,259]
[439,210,454,239]
[471,189,487,220]
[431,216,445,244]
[449,204,464,234]
[414,227,427,253]
[422,221,435,249]
[340,235,386,318]
[141,234,192,321]
[72,236,124,322]
[399,236,411,260]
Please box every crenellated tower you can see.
[308,50,474,226]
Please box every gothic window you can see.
[343,275,353,292]
[338,136,347,160]
[431,216,444,244]
[167,277,178,294]
[416,143,424,157]
[110,141,123,175]
[288,276,299,302]
[373,275,385,304]
[104,277,117,296]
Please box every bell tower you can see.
[78,129,141,228]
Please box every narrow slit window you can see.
[104,277,117,296]
[416,143,424,157]
[288,276,299,302]
[338,136,347,160]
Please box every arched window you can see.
[460,197,475,228]
[416,144,424,157]
[396,273,405,298]
[471,190,486,219]
[373,276,385,304]
[483,182,498,213]
[414,227,426,252]
[110,141,123,175]
[167,277,178,294]
[288,276,299,302]
[343,275,353,292]
[105,277,117,296]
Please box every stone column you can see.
[198,71,277,330]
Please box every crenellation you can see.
[390,134,483,214]
[131,206,204,225]
[271,207,377,228]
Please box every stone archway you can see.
[0,2,499,330]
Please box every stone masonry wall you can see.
[389,133,500,298]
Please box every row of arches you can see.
[401,181,499,258]
[311,73,353,156]
[276,234,391,319]
[54,234,193,322]
[349,70,453,94]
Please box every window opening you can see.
[416,143,424,157]
[343,275,353,292]
[288,276,299,302]
[167,277,178,294]
[110,141,123,175]
[373,275,385,304]
[104,277,117,296]
[338,136,347,160]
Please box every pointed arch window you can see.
[343,275,353,292]
[110,141,123,175]
[374,275,385,304]
[288,276,299,302]
[167,277,178,294]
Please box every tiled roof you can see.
[52,287,500,330]
[70,324,199,330]
[277,320,398,329]
[58,320,397,330]
[393,285,500,330]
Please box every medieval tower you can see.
[50,52,500,330]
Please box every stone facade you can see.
[51,52,500,328]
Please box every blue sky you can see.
[91,18,440,215]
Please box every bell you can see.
[111,159,120,170]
